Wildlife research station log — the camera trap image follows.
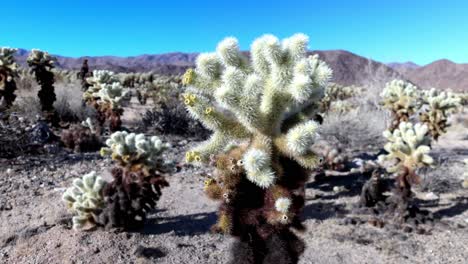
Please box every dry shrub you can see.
[319,102,388,155]
[418,159,465,194]
[54,81,95,122]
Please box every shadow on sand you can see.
[142,211,217,236]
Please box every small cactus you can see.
[378,122,433,216]
[62,171,107,230]
[419,88,461,140]
[381,80,420,131]
[0,47,18,109]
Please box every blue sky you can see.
[2,0,467,65]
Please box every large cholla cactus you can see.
[27,49,57,113]
[381,80,420,131]
[0,47,18,109]
[378,122,433,206]
[419,88,461,140]
[183,34,331,263]
[62,171,106,230]
[63,132,170,230]
[83,70,128,132]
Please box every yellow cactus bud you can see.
[182,68,195,85]
[205,107,214,115]
[183,93,197,107]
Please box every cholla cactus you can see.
[100,131,170,170]
[183,34,331,263]
[27,49,57,113]
[93,82,129,110]
[381,80,420,131]
[98,131,169,229]
[83,70,118,102]
[60,118,102,153]
[378,122,433,200]
[83,70,128,132]
[419,88,461,140]
[320,83,362,112]
[0,47,18,108]
[62,171,106,230]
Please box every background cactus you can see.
[0,47,18,109]
[380,80,420,131]
[62,171,106,230]
[83,70,128,132]
[377,122,433,221]
[320,83,362,113]
[27,49,57,113]
[183,33,331,263]
[419,88,462,140]
[60,118,102,152]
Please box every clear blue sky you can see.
[2,0,467,65]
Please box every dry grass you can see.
[319,101,389,155]
[11,73,94,122]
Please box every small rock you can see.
[6,168,13,175]
[424,192,439,200]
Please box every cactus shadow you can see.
[142,212,217,236]
[302,201,349,221]
[306,172,370,198]
[433,197,468,219]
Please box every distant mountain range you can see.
[387,59,468,92]
[13,49,467,91]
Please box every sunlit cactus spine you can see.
[62,171,106,230]
[183,33,331,263]
[419,88,462,140]
[378,122,433,218]
[0,47,18,109]
[27,49,57,113]
[381,80,420,131]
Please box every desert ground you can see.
[1,82,467,264]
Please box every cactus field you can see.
[0,35,467,264]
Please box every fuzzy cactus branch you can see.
[100,131,170,171]
[62,171,106,230]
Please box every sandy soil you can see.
[0,104,467,264]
